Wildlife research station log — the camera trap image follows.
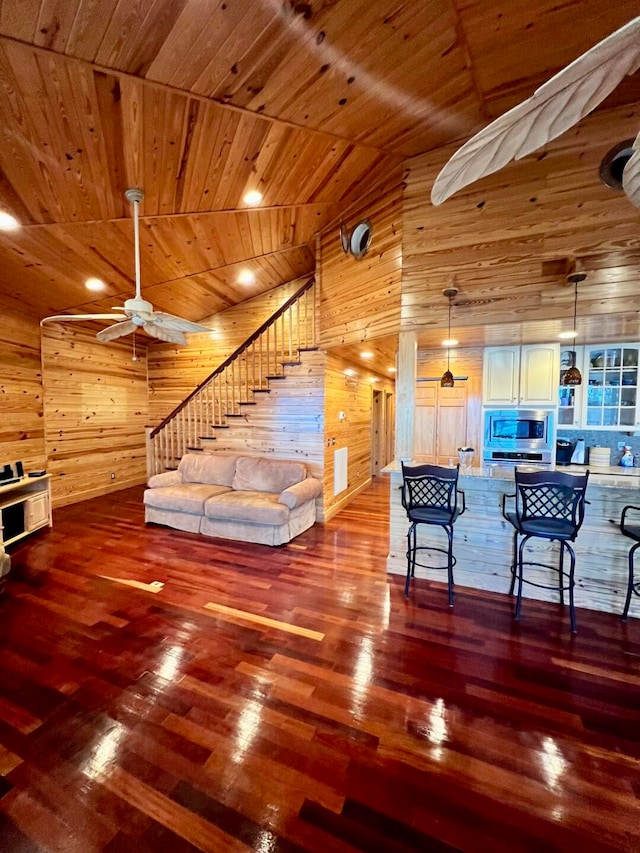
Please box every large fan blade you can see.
[623,131,640,208]
[149,313,210,333]
[96,320,139,342]
[431,15,640,205]
[144,322,187,346]
[41,313,125,325]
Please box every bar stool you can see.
[618,505,640,620]
[400,462,466,603]
[501,468,589,632]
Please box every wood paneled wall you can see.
[402,104,640,335]
[323,353,394,520]
[318,174,404,348]
[0,310,45,472]
[147,279,306,425]
[416,347,483,463]
[41,325,148,507]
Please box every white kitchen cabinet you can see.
[483,344,559,407]
[583,344,640,429]
[558,346,585,429]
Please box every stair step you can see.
[281,361,302,367]
[199,435,217,440]
[298,347,319,352]
[252,389,270,394]
[209,424,228,429]
[238,401,257,406]
[225,413,244,418]
[266,375,286,380]
[186,446,204,452]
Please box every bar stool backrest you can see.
[514,468,589,535]
[401,463,459,518]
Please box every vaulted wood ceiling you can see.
[0,0,638,324]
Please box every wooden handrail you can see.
[150,276,315,438]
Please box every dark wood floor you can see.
[0,476,639,851]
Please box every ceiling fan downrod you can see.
[123,188,152,314]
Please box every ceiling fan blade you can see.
[41,313,125,325]
[622,132,640,209]
[144,322,187,346]
[149,313,210,333]
[96,320,139,342]
[431,15,640,205]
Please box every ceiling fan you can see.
[431,15,640,207]
[41,189,210,345]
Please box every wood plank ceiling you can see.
[0,0,638,326]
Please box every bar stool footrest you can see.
[515,559,573,593]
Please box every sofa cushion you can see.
[144,483,230,514]
[232,456,306,494]
[204,490,289,525]
[178,453,238,486]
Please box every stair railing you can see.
[147,277,316,475]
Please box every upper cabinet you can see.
[584,345,640,429]
[483,344,559,407]
[557,344,640,430]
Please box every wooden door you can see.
[414,383,468,464]
[371,389,383,474]
[415,383,437,461]
[436,385,468,465]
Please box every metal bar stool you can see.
[400,462,466,603]
[619,505,640,621]
[501,468,589,632]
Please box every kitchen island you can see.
[384,461,640,618]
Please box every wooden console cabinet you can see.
[0,475,52,547]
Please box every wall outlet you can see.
[110,472,115,480]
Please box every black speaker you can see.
[16,461,24,478]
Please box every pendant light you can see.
[440,286,458,387]
[563,271,586,386]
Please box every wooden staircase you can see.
[147,278,317,475]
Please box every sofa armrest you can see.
[279,477,322,510]
[148,470,183,488]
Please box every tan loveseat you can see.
[144,453,322,546]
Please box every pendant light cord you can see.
[447,296,452,371]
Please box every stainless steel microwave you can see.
[483,408,555,461]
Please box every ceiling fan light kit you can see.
[41,189,210,345]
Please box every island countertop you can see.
[384,459,639,620]
[382,459,640,487]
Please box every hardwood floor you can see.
[1,476,639,851]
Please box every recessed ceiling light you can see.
[369,377,380,383]
[388,366,396,373]
[344,368,357,376]
[237,269,255,285]
[85,277,106,292]
[243,190,263,206]
[558,330,578,340]
[442,338,458,347]
[360,351,373,359]
[0,211,20,231]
